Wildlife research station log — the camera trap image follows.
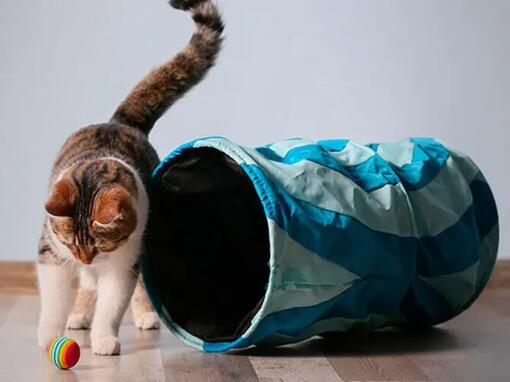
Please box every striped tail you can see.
[111,0,224,134]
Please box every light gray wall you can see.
[1,0,509,260]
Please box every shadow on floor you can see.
[231,327,464,357]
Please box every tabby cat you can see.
[37,0,224,355]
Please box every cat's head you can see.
[45,159,140,265]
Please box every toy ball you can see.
[48,337,80,370]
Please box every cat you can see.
[37,0,224,356]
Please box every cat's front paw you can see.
[134,312,160,330]
[66,313,92,330]
[37,322,64,350]
[91,335,121,355]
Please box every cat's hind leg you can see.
[67,267,96,330]
[131,276,159,330]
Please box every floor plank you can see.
[0,262,37,294]
[249,355,344,382]
[330,354,429,382]
[0,294,18,326]
[162,348,259,382]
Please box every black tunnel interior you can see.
[145,148,270,343]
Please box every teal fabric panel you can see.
[147,136,499,353]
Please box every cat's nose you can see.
[77,247,96,265]
[79,255,93,265]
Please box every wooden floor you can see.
[0,289,509,381]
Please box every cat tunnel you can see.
[142,136,499,352]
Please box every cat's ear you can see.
[45,178,77,217]
[92,186,137,240]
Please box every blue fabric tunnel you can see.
[142,137,499,352]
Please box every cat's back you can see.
[52,123,159,184]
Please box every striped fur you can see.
[38,0,224,355]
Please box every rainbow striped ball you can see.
[48,337,81,370]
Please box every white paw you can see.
[66,314,92,330]
[91,335,121,355]
[135,312,160,330]
[37,322,64,350]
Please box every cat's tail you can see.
[110,0,224,134]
